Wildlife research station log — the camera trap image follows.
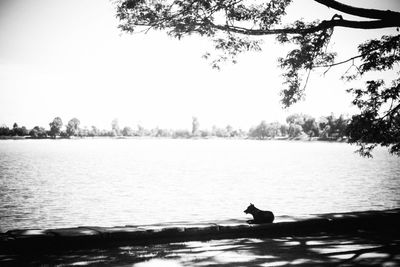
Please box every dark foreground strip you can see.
[1,209,399,253]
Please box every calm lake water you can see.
[0,139,399,232]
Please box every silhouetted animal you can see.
[244,203,274,224]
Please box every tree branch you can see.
[207,18,400,36]
[315,54,363,68]
[380,102,400,121]
[313,0,400,21]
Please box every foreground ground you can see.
[2,228,399,266]
[2,209,400,266]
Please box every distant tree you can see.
[250,121,281,139]
[200,129,211,138]
[335,115,349,138]
[320,115,334,138]
[99,129,112,137]
[249,121,268,139]
[11,123,19,136]
[89,126,99,137]
[111,118,120,136]
[122,126,134,136]
[0,125,10,136]
[229,128,246,138]
[317,114,349,139]
[258,121,269,139]
[303,116,319,138]
[280,124,289,137]
[29,127,39,138]
[20,126,29,136]
[211,125,218,136]
[77,126,89,137]
[192,117,200,136]
[29,126,47,138]
[136,124,146,136]
[286,114,305,125]
[267,122,281,138]
[286,113,319,138]
[215,127,229,137]
[49,117,63,138]
[59,130,68,138]
[225,125,234,137]
[173,129,191,138]
[66,118,80,137]
[320,125,331,139]
[153,128,171,137]
[326,114,337,136]
[288,124,303,138]
[237,129,248,138]
[318,117,329,132]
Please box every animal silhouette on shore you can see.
[244,203,274,224]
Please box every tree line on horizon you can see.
[0,113,349,141]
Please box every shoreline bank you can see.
[0,135,347,142]
[2,208,399,253]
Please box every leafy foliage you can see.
[347,79,400,156]
[340,34,400,156]
[115,0,400,156]
[277,21,336,106]
[359,35,400,74]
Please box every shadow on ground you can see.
[1,229,399,266]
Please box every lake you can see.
[0,138,399,232]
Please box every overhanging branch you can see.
[208,18,400,36]
[313,0,400,21]
[315,54,363,68]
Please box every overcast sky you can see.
[0,0,399,130]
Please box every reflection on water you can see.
[0,139,399,231]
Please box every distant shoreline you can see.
[0,135,348,142]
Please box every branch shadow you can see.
[2,228,399,266]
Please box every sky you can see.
[0,0,399,131]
